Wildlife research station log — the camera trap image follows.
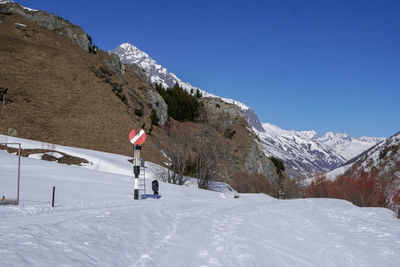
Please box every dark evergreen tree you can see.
[155,83,200,122]
[195,89,202,98]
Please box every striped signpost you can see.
[129,129,146,199]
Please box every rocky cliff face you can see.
[147,90,168,126]
[241,108,265,132]
[201,98,278,182]
[102,53,125,78]
[0,2,91,52]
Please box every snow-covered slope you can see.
[321,131,400,210]
[256,123,346,178]
[326,131,400,180]
[319,132,385,161]
[1,136,399,266]
[0,135,237,196]
[111,42,213,97]
[256,123,384,179]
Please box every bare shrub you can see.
[195,127,216,189]
[306,172,399,212]
[162,123,195,185]
[231,172,276,196]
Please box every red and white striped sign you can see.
[129,129,146,145]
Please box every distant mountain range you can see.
[321,131,400,210]
[111,42,385,178]
[255,123,384,178]
[326,131,400,180]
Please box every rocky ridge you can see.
[0,1,91,52]
[110,43,266,131]
[327,132,400,180]
[256,123,384,179]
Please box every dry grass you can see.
[0,13,166,163]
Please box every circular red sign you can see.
[129,128,146,145]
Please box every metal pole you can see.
[52,186,55,207]
[0,142,21,205]
[17,144,21,205]
[133,145,141,200]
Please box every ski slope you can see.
[1,137,400,266]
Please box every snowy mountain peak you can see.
[111,42,214,97]
[120,42,133,49]
[319,132,384,160]
[322,131,336,140]
[118,42,151,61]
[321,132,351,141]
[111,42,264,130]
[262,123,288,136]
[297,130,319,140]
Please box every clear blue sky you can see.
[17,0,400,137]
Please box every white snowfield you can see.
[1,137,400,266]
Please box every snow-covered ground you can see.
[1,137,400,266]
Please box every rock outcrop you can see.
[202,98,278,182]
[147,90,168,126]
[0,1,90,52]
[102,53,125,78]
[241,108,265,132]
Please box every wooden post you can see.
[52,186,55,207]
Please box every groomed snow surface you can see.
[1,137,400,266]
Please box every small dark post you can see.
[52,186,55,207]
[1,87,7,108]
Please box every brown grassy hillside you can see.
[0,9,278,189]
[0,12,169,161]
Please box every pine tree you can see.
[156,83,200,122]
[195,89,202,98]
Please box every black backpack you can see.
[152,180,159,192]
